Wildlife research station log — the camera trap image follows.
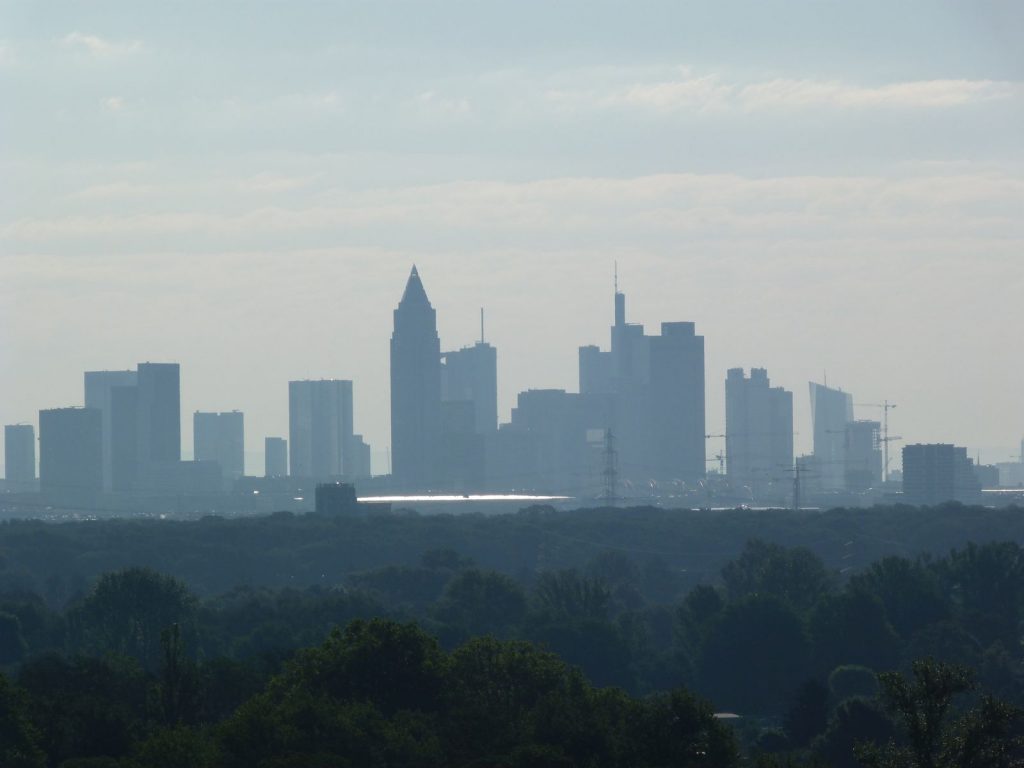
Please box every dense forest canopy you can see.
[2,503,1024,766]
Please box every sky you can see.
[2,0,1023,475]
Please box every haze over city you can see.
[2,0,1023,474]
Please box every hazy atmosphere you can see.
[2,0,1023,472]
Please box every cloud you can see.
[5,170,1022,250]
[104,96,126,111]
[62,31,142,58]
[608,70,1019,112]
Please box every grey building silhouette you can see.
[844,420,882,491]
[390,266,442,489]
[265,436,288,478]
[39,407,102,495]
[194,410,245,480]
[104,362,181,491]
[578,284,705,485]
[809,382,853,491]
[4,424,36,485]
[725,368,793,494]
[441,340,498,435]
[289,379,356,480]
[902,443,981,505]
[84,369,138,490]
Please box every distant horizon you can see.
[3,0,1022,474]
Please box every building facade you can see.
[289,379,355,480]
[902,443,981,505]
[4,424,36,486]
[194,410,245,480]
[725,368,794,495]
[390,266,442,489]
[84,369,138,490]
[39,407,103,496]
[809,382,854,492]
[265,436,288,478]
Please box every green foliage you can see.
[722,539,835,613]
[0,673,46,768]
[533,569,611,621]
[849,557,948,639]
[432,568,528,642]
[67,568,198,671]
[857,659,1024,768]
[0,610,27,664]
[830,665,881,703]
[809,591,900,675]
[784,679,830,748]
[698,594,810,714]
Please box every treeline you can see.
[1,502,1023,604]
[3,537,1024,765]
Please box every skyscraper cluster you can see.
[3,266,1021,511]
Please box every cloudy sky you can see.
[2,0,1022,474]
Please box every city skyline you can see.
[2,1,1022,472]
[0,263,1022,477]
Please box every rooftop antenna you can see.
[480,307,485,344]
[614,261,618,293]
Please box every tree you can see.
[432,569,528,641]
[67,568,198,671]
[722,539,835,613]
[849,557,948,639]
[857,659,1024,768]
[0,611,27,664]
[697,595,810,714]
[809,591,900,675]
[0,673,46,768]
[933,542,1024,651]
[533,570,610,621]
[784,679,830,748]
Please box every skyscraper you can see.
[4,424,36,486]
[577,281,706,485]
[38,407,102,495]
[441,341,498,434]
[844,420,882,491]
[265,436,288,478]
[136,363,181,467]
[809,382,854,491]
[390,266,442,488]
[194,411,245,479]
[902,443,980,505]
[84,369,138,490]
[725,368,794,494]
[289,379,354,480]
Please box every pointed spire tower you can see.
[390,266,442,489]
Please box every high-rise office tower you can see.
[4,424,36,485]
[390,266,442,488]
[38,407,102,495]
[265,437,288,478]
[902,443,980,504]
[194,411,245,479]
[441,341,498,434]
[809,382,854,491]
[725,368,794,493]
[84,369,138,490]
[844,420,882,491]
[110,384,139,490]
[577,281,705,484]
[136,363,181,467]
[289,379,354,479]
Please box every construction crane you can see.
[705,434,726,476]
[855,400,900,483]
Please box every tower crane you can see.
[855,400,900,483]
